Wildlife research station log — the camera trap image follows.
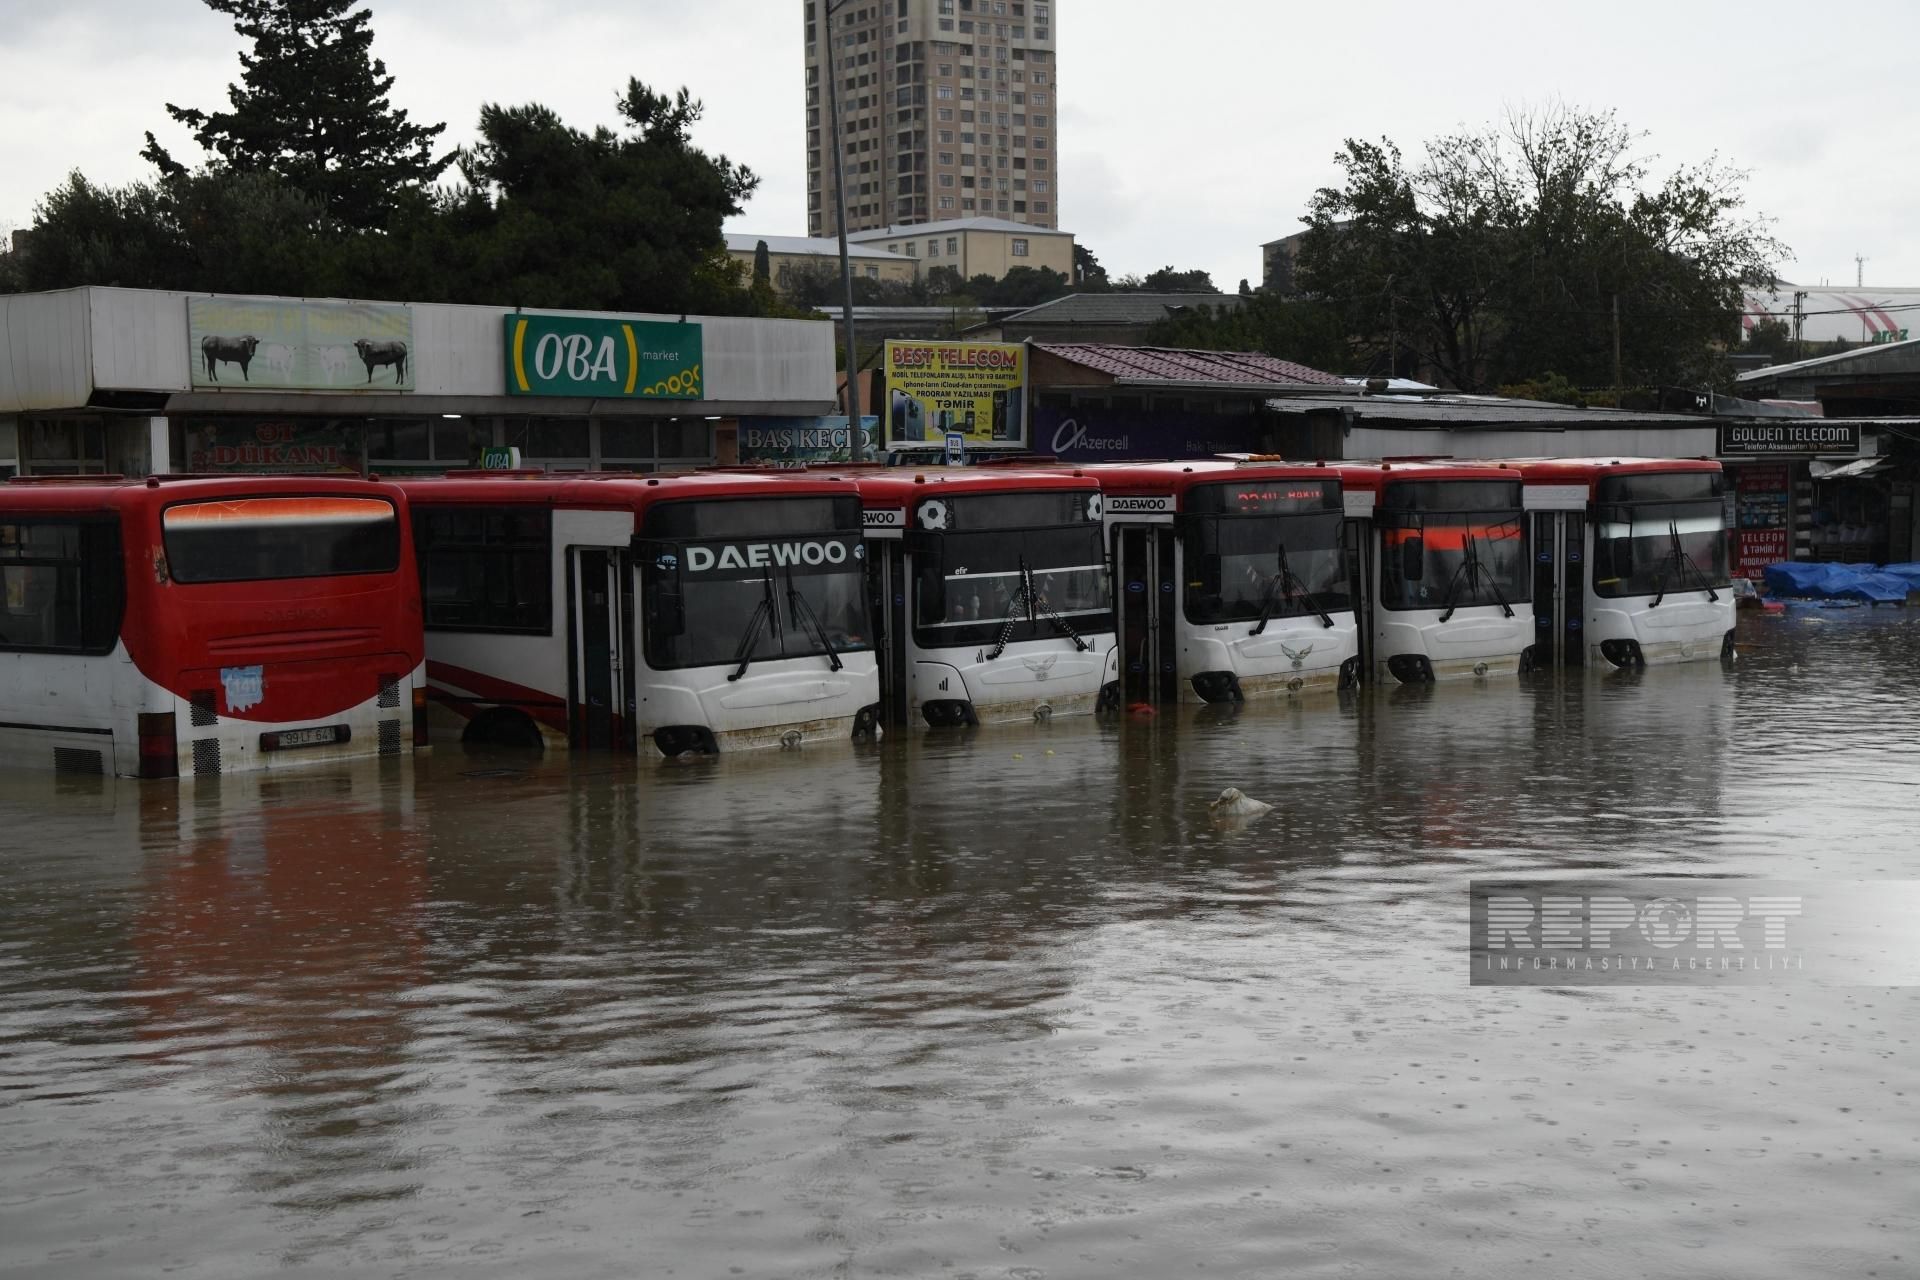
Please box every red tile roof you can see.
[1034,344,1344,387]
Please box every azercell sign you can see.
[504,314,703,399]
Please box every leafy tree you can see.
[1132,265,1217,293]
[1145,293,1353,373]
[142,0,451,231]
[1295,105,1785,392]
[1073,243,1110,291]
[1744,315,1794,361]
[752,239,771,284]
[1494,372,1587,406]
[923,264,968,298]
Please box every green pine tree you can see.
[141,0,451,230]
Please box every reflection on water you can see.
[2,609,1918,1277]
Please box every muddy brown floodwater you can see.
[3,608,1918,1278]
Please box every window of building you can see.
[1032,136,1046,148]
[938,150,954,164]
[1031,114,1047,126]
[938,174,955,188]
[938,196,956,209]
[1034,179,1049,192]
[937,107,953,120]
[866,264,880,278]
[938,63,952,76]
[505,417,590,461]
[1034,157,1048,170]
[938,17,954,30]
[0,518,123,654]
[21,418,109,475]
[1011,238,1029,257]
[414,506,552,634]
[1013,113,1026,126]
[957,18,971,31]
[960,109,975,121]
[960,86,974,99]
[947,237,959,254]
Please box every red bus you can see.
[0,475,425,778]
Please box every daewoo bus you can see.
[0,475,425,778]
[398,472,878,756]
[832,468,1117,727]
[1337,461,1534,683]
[1506,458,1734,668]
[1084,460,1360,703]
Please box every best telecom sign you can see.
[504,314,704,399]
[883,340,1027,450]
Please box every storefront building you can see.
[0,287,838,478]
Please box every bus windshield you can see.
[914,524,1111,649]
[1379,513,1529,612]
[642,532,871,672]
[162,496,400,584]
[1184,511,1349,625]
[1591,500,1730,599]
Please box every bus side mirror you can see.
[1400,536,1425,582]
[916,544,947,621]
[653,565,686,638]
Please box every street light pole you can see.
[821,0,864,461]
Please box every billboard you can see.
[505,314,703,399]
[1718,420,1861,456]
[179,419,364,473]
[737,416,879,467]
[187,297,414,390]
[883,340,1026,450]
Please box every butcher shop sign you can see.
[503,313,704,400]
[186,297,415,391]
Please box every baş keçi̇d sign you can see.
[505,314,703,399]
[1718,420,1860,456]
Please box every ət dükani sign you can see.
[504,314,703,399]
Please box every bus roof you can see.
[1497,456,1722,494]
[1077,458,1342,500]
[814,466,1099,507]
[1329,460,1523,493]
[393,469,861,511]
[0,473,408,516]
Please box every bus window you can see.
[163,497,400,584]
[0,519,123,654]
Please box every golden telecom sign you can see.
[883,340,1027,449]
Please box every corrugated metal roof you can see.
[1261,394,1703,426]
[1735,335,1920,381]
[846,216,1073,241]
[1003,292,1243,325]
[1036,344,1344,387]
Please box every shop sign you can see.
[505,314,703,399]
[478,446,523,470]
[1718,420,1860,456]
[1732,462,1792,578]
[737,416,878,466]
[188,297,414,391]
[1035,407,1244,461]
[883,341,1026,450]
[181,420,362,473]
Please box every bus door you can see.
[569,547,635,750]
[1112,523,1177,704]
[1343,516,1375,684]
[863,510,909,727]
[1528,511,1585,669]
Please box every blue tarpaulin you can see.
[1762,561,1919,603]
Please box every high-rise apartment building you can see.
[804,0,1058,238]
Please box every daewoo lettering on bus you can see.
[1337,462,1534,682]
[397,472,879,756]
[821,468,1117,727]
[1505,458,1735,669]
[0,475,425,778]
[1084,460,1361,704]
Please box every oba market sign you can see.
[883,340,1027,450]
[505,314,704,399]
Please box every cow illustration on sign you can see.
[353,339,409,383]
[201,335,260,382]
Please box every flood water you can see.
[3,608,1918,1279]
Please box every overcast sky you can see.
[3,0,1916,294]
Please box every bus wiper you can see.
[1649,520,1720,608]
[726,566,780,683]
[1251,543,1333,635]
[784,569,844,672]
[985,557,1090,661]
[1437,529,1516,623]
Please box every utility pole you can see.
[821,0,864,461]
[1792,291,1807,360]
[1611,294,1623,392]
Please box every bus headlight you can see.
[1600,638,1645,669]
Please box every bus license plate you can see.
[263,726,344,751]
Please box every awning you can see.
[1809,456,1894,480]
